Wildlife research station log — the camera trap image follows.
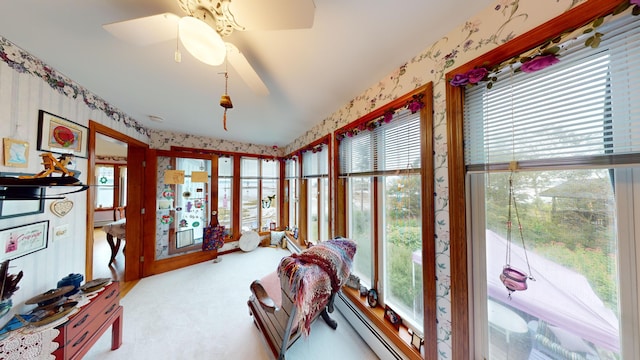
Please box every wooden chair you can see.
[247,238,356,360]
[103,206,126,265]
[113,206,126,221]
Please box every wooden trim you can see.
[444,2,625,359]
[299,179,308,244]
[448,0,625,77]
[446,80,469,358]
[126,145,146,281]
[86,120,148,283]
[170,145,275,160]
[342,287,423,360]
[232,154,241,240]
[142,149,219,276]
[419,83,436,360]
[280,162,288,228]
[335,87,428,135]
[142,149,158,277]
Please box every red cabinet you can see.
[52,281,123,359]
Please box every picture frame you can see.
[0,172,46,219]
[3,138,29,167]
[176,229,195,248]
[410,329,424,351]
[384,304,402,330]
[0,220,49,261]
[37,110,88,158]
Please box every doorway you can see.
[93,134,127,281]
[85,121,148,283]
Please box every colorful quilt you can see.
[278,238,356,336]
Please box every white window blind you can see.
[302,144,328,178]
[339,109,421,176]
[464,14,640,168]
[285,157,298,179]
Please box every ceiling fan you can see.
[103,0,316,96]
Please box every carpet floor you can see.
[84,246,378,359]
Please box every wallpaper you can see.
[0,0,594,356]
[0,37,148,141]
[282,0,586,356]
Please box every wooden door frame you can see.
[142,149,218,277]
[85,121,148,282]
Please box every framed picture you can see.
[0,172,46,219]
[37,110,88,158]
[0,220,49,261]
[3,138,29,167]
[410,330,424,351]
[176,229,194,248]
[384,304,402,330]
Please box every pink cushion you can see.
[260,271,282,308]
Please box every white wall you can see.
[0,50,148,319]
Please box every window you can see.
[95,164,127,209]
[218,156,233,234]
[285,157,299,230]
[339,109,424,331]
[460,11,640,359]
[302,144,329,243]
[95,164,115,208]
[240,157,279,232]
[261,160,278,229]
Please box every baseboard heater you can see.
[335,292,406,360]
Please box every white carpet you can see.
[84,247,378,359]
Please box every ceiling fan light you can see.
[178,16,226,66]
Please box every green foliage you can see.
[484,170,618,310]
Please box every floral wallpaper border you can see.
[282,0,588,357]
[0,36,148,136]
[0,1,611,357]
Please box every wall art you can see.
[3,138,29,168]
[0,220,49,261]
[37,110,88,158]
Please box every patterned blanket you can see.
[278,238,356,336]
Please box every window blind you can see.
[285,157,298,179]
[339,109,421,176]
[464,13,640,168]
[302,144,328,178]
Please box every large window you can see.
[240,157,279,232]
[285,156,299,230]
[218,156,233,235]
[460,11,640,359]
[339,109,424,331]
[302,144,329,243]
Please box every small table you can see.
[103,218,126,265]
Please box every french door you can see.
[142,149,218,276]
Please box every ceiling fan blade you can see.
[225,43,269,96]
[228,0,315,30]
[103,13,180,46]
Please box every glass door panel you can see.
[155,156,211,260]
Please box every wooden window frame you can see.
[335,83,434,359]
[445,2,626,358]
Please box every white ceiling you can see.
[0,0,495,147]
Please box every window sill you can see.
[341,287,423,360]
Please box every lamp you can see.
[178,16,226,66]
